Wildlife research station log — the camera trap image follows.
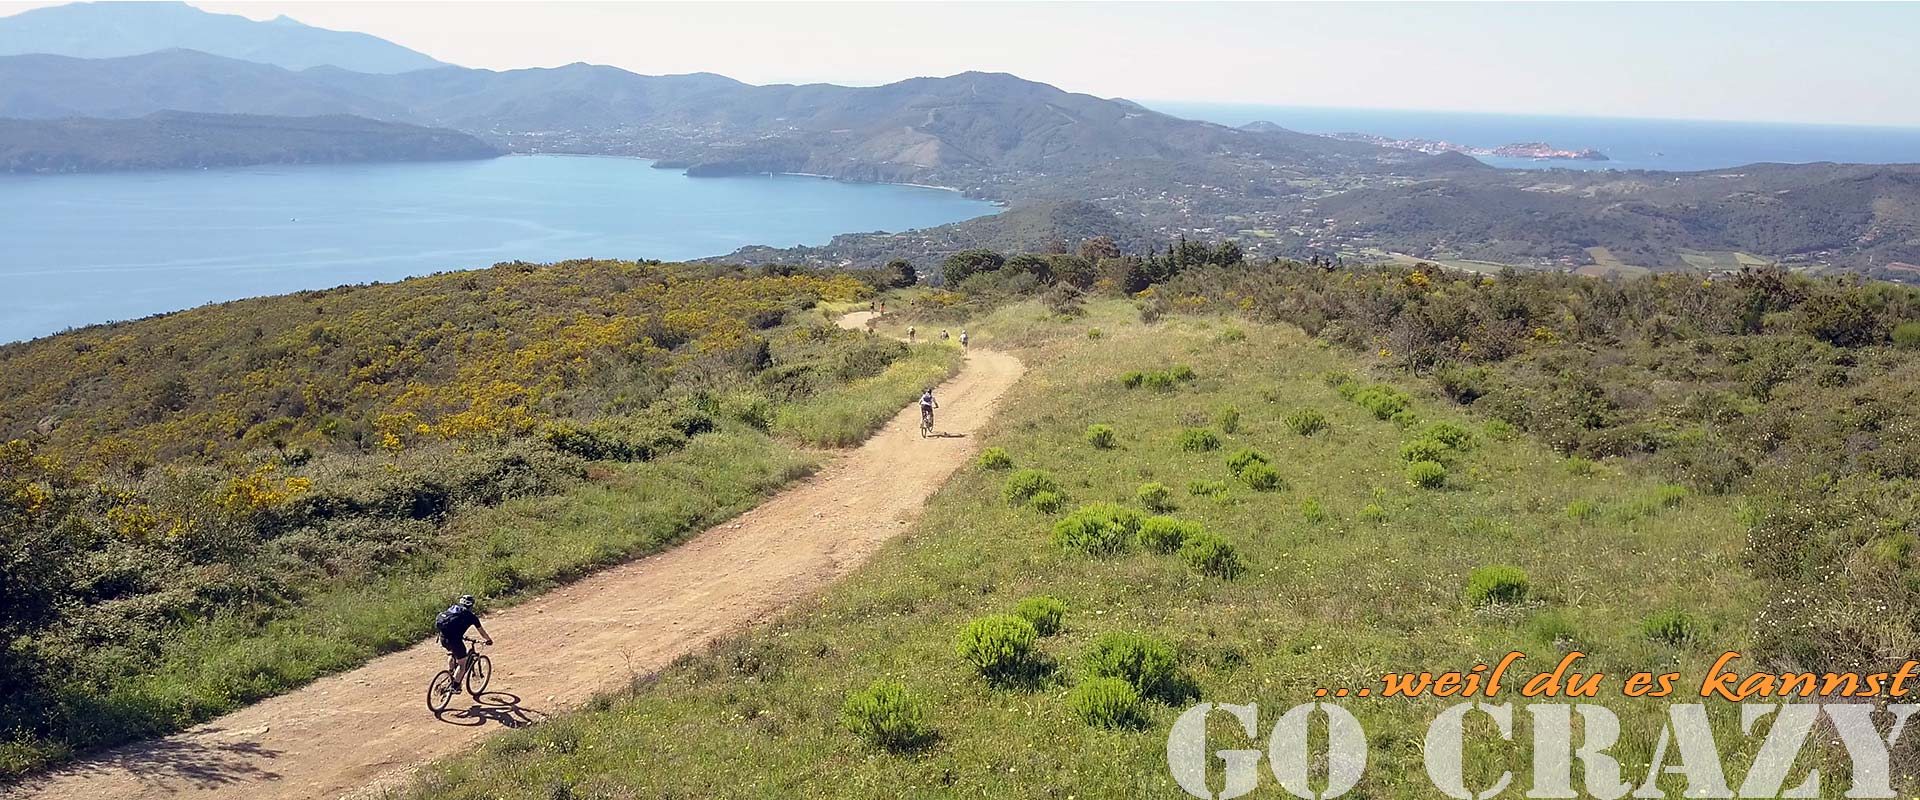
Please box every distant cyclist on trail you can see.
[960,329,969,352]
[920,388,939,433]
[435,595,492,689]
[940,329,950,341]
[908,325,916,343]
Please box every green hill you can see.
[0,111,500,173]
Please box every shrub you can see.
[1141,371,1177,391]
[1299,498,1327,525]
[1002,469,1059,506]
[1181,532,1247,579]
[1083,631,1184,701]
[1087,328,1104,340]
[1085,424,1117,449]
[1120,371,1145,389]
[1238,462,1284,491]
[1423,421,1476,450]
[955,614,1039,679]
[1358,503,1387,523]
[1641,610,1698,645]
[1465,565,1531,606]
[1406,460,1447,489]
[841,680,931,752]
[1013,596,1068,637]
[1052,503,1143,556]
[1139,516,1202,553]
[1177,428,1220,452]
[1214,405,1241,434]
[1067,677,1147,729]
[1563,456,1597,476]
[1169,365,1196,382]
[1484,420,1517,440]
[1225,448,1270,476]
[976,447,1013,469]
[1135,482,1175,512]
[1353,385,1411,420]
[1186,479,1229,501]
[1896,321,1920,350]
[1284,408,1329,436]
[1026,490,1065,514]
[1322,370,1356,389]
[1564,500,1597,521]
[1389,409,1419,427]
[1399,438,1447,463]
[1217,327,1248,344]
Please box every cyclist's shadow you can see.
[433,691,545,729]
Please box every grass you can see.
[398,302,1771,798]
[5,426,818,777]
[774,343,964,447]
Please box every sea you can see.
[1149,102,1920,172]
[0,154,997,344]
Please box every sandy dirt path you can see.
[13,311,1018,800]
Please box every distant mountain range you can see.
[0,111,501,173]
[0,2,1915,277]
[0,1,446,73]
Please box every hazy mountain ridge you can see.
[0,1,446,73]
[0,111,502,173]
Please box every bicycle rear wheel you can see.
[427,670,456,713]
[465,654,492,696]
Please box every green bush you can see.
[1027,490,1065,514]
[1087,328,1104,340]
[1135,482,1175,512]
[1214,405,1241,434]
[1284,408,1329,436]
[1139,516,1202,553]
[1238,462,1284,491]
[1169,365,1196,382]
[1002,469,1060,506]
[1565,500,1597,521]
[1083,631,1186,701]
[1141,371,1177,391]
[1052,503,1143,556]
[1181,533,1247,579]
[1225,448,1270,476]
[1299,498,1327,525]
[1399,438,1447,463]
[841,680,932,752]
[1353,385,1412,420]
[1177,428,1220,452]
[1465,565,1531,606]
[976,447,1013,469]
[1013,596,1067,636]
[1563,456,1597,476]
[1120,371,1146,389]
[955,614,1039,679]
[1406,460,1447,489]
[1186,479,1229,501]
[1359,503,1387,523]
[1085,424,1117,449]
[1641,610,1698,645]
[1422,421,1476,450]
[1067,677,1147,729]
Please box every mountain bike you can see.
[920,407,934,437]
[427,637,492,713]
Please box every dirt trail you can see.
[13,312,1018,800]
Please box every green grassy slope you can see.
[401,303,1771,799]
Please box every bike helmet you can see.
[457,594,476,608]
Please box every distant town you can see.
[1327,132,1610,161]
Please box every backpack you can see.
[434,605,464,634]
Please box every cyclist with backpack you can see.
[435,595,493,690]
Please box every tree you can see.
[1047,254,1097,289]
[1079,236,1122,263]
[1005,254,1054,284]
[886,259,917,288]
[942,249,1005,285]
[1211,240,1245,267]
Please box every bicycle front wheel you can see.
[465,655,492,696]
[427,670,456,713]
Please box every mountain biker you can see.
[940,329,949,341]
[435,595,492,691]
[959,329,969,351]
[907,325,916,343]
[920,388,938,430]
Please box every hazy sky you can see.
[6,1,1918,127]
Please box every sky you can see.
[4,1,1918,128]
